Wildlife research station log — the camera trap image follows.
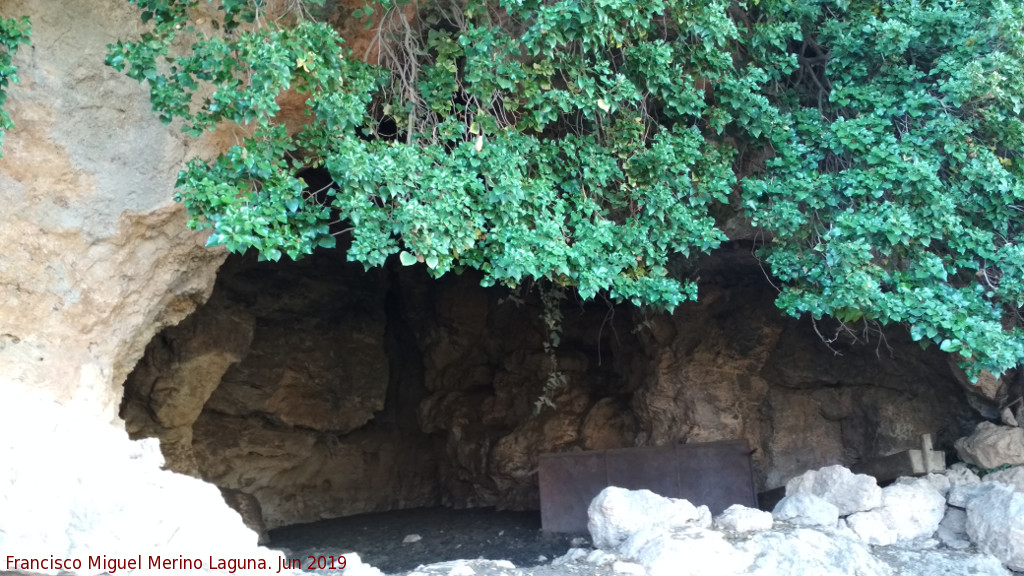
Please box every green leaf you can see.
[399,251,418,266]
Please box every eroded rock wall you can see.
[400,264,643,510]
[0,0,230,421]
[121,248,983,534]
[124,253,440,530]
[633,279,978,490]
[403,253,978,504]
[122,251,642,529]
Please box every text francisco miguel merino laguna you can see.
[7,553,348,573]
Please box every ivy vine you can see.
[0,15,31,157]
[536,283,566,413]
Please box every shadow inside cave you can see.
[119,242,988,576]
[267,506,581,574]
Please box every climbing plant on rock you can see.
[740,0,1024,377]
[0,15,31,157]
[107,0,1024,378]
[106,0,773,310]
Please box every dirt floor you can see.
[268,507,600,576]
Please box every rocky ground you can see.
[268,507,593,575]
[267,458,1024,576]
[267,502,1018,576]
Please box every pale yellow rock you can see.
[0,0,229,421]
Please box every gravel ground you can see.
[268,507,594,576]
[268,506,1024,576]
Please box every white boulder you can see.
[736,528,890,576]
[845,478,946,545]
[966,482,1024,571]
[846,511,898,546]
[785,465,882,515]
[624,525,751,576]
[898,473,950,498]
[587,487,710,550]
[577,480,1024,576]
[945,462,981,486]
[552,548,589,565]
[714,504,774,533]
[0,389,298,576]
[949,481,997,508]
[955,422,1024,470]
[772,493,839,528]
[585,549,618,565]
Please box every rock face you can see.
[122,252,647,529]
[122,253,439,530]
[119,248,988,533]
[628,269,980,491]
[0,0,230,422]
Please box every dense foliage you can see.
[105,0,1024,377]
[743,0,1024,378]
[0,15,31,157]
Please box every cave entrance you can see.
[121,244,988,571]
[120,248,642,567]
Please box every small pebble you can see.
[403,533,423,544]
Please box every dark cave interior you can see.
[121,245,984,557]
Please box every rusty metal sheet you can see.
[538,451,607,534]
[674,441,756,515]
[606,446,678,496]
[538,440,756,533]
